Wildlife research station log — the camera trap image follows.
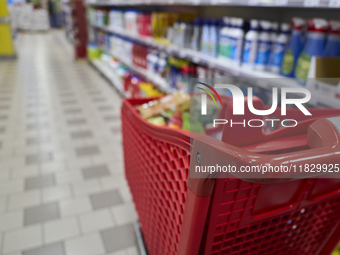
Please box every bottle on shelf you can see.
[208,19,218,58]
[295,18,329,85]
[255,20,272,71]
[218,17,231,61]
[323,20,340,57]
[243,19,259,69]
[191,18,202,52]
[280,17,306,78]
[270,23,290,74]
[230,18,244,65]
[200,19,210,55]
[268,22,279,70]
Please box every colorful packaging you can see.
[270,23,290,73]
[323,20,340,57]
[295,18,329,85]
[281,17,306,77]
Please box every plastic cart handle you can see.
[189,117,340,195]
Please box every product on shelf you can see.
[138,12,152,37]
[255,20,272,71]
[295,18,329,85]
[190,17,202,51]
[90,7,340,87]
[124,9,139,34]
[243,19,259,68]
[281,17,306,77]
[269,22,290,73]
[324,20,340,57]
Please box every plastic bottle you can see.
[208,19,218,58]
[323,20,340,57]
[230,18,244,65]
[281,18,306,77]
[243,19,259,68]
[295,18,329,85]
[200,19,210,55]
[184,22,193,49]
[255,20,272,71]
[270,23,290,73]
[218,17,231,60]
[268,22,278,70]
[191,18,201,51]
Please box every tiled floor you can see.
[0,30,138,255]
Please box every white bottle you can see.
[255,20,272,71]
[270,23,290,73]
[209,19,218,58]
[267,22,278,70]
[218,17,230,60]
[243,19,259,69]
[200,19,210,55]
[231,18,244,65]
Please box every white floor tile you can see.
[0,180,24,196]
[126,246,139,255]
[11,166,39,179]
[101,175,127,190]
[2,225,42,253]
[65,233,105,255]
[118,187,133,203]
[55,170,82,185]
[42,185,72,203]
[0,210,23,232]
[0,196,6,212]
[79,209,115,234]
[72,179,103,196]
[8,190,40,211]
[111,203,137,226]
[44,217,80,244]
[60,196,92,217]
[0,170,10,183]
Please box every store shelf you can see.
[89,59,126,97]
[92,24,300,91]
[88,0,340,8]
[98,45,174,94]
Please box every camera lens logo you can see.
[197,82,222,115]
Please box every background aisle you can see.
[0,30,138,255]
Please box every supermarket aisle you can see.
[0,31,138,255]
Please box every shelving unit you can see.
[89,58,126,97]
[98,45,173,94]
[87,1,340,108]
[92,24,299,91]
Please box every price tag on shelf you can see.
[329,0,340,7]
[304,0,320,6]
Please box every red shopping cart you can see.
[121,95,340,255]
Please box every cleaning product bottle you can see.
[231,18,244,65]
[255,20,272,71]
[227,18,236,59]
[200,19,210,55]
[218,17,231,60]
[270,23,290,73]
[323,20,340,57]
[295,18,329,85]
[268,22,279,70]
[209,19,218,58]
[243,19,259,69]
[191,18,201,51]
[281,17,306,77]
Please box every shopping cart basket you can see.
[121,95,340,255]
